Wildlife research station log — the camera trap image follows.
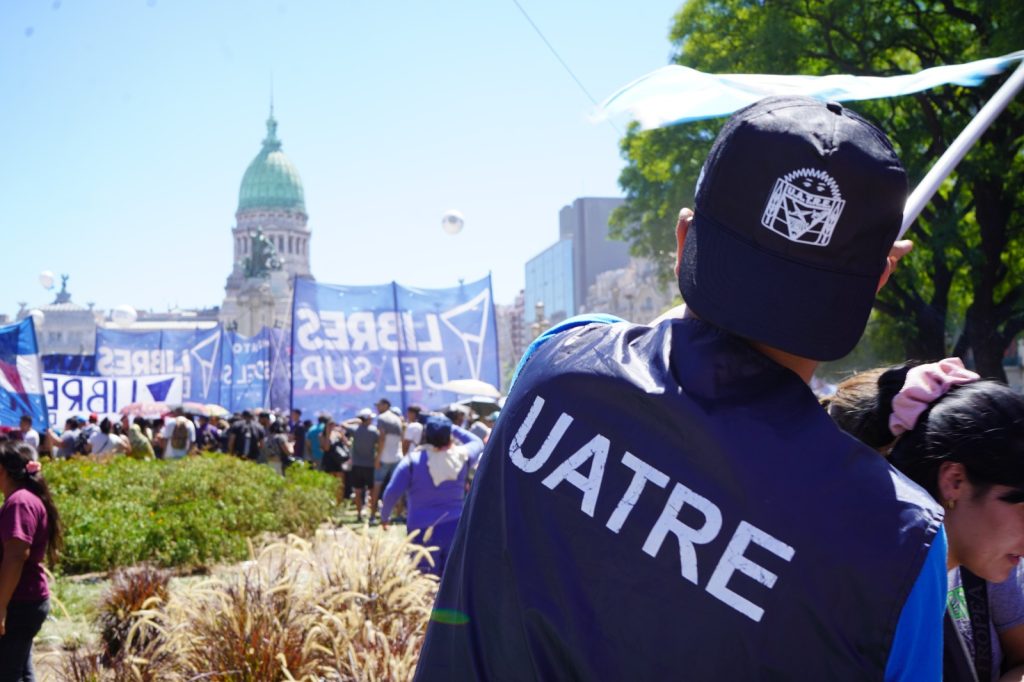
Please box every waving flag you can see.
[595,51,1024,130]
[0,318,48,428]
[596,52,1024,236]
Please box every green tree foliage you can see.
[613,0,1024,378]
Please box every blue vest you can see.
[417,319,942,681]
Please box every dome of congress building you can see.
[237,110,306,214]
[222,108,312,336]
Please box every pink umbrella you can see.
[119,401,170,419]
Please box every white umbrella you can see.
[441,378,501,399]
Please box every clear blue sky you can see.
[1,0,683,316]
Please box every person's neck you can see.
[672,305,819,383]
[0,479,16,499]
[747,342,818,383]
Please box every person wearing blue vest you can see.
[415,96,947,681]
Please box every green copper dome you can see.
[237,112,306,213]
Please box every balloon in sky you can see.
[442,210,464,235]
[111,304,138,326]
[39,271,55,290]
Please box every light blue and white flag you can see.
[596,52,1024,130]
[0,318,48,428]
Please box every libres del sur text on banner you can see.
[291,275,499,420]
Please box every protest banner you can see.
[219,327,290,412]
[291,275,499,419]
[42,372,183,426]
[95,327,223,404]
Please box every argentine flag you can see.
[0,318,48,428]
[595,51,1024,130]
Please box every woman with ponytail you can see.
[0,441,63,681]
[826,359,1024,681]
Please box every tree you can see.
[613,0,1024,379]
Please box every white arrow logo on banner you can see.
[439,289,491,381]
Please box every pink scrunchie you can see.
[889,358,980,436]
[25,460,41,474]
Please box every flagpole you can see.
[900,59,1024,238]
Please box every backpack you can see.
[170,418,190,450]
[73,430,90,455]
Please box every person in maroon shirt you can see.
[0,442,63,681]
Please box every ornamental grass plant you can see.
[115,529,438,681]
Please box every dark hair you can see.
[823,365,911,451]
[20,415,32,426]
[134,417,148,428]
[828,363,1024,500]
[270,420,285,435]
[407,405,422,416]
[65,417,78,430]
[100,417,112,435]
[0,442,63,565]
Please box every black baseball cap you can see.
[680,96,907,361]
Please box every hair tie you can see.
[25,460,41,475]
[889,358,980,436]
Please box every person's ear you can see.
[674,208,694,280]
[937,461,968,508]
[877,240,914,293]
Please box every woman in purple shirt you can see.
[381,416,483,576]
[0,442,63,681]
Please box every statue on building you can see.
[54,274,72,304]
[243,228,282,279]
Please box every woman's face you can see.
[945,476,1024,583]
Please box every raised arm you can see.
[451,425,485,466]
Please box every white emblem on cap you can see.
[760,168,845,247]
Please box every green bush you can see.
[46,454,339,574]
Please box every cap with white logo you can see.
[680,96,908,361]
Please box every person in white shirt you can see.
[18,416,39,449]
[402,404,423,455]
[158,409,196,460]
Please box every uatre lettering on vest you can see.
[509,395,796,623]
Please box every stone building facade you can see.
[221,109,312,335]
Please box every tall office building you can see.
[558,197,629,315]
[524,240,574,326]
[524,197,630,327]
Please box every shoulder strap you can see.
[961,567,992,681]
[944,607,981,682]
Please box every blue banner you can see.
[0,318,48,428]
[42,354,97,376]
[95,327,224,404]
[219,328,290,412]
[291,275,499,420]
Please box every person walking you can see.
[416,96,945,680]
[380,415,483,575]
[371,398,404,519]
[343,409,379,522]
[0,443,63,681]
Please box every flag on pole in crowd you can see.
[595,51,1024,130]
[0,318,48,428]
